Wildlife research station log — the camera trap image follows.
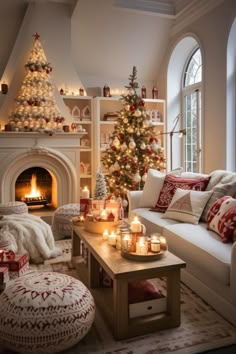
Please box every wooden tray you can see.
[121,250,166,262]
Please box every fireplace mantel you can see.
[0,131,86,206]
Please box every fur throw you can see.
[0,214,62,264]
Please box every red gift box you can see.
[0,252,29,279]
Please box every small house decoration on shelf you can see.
[71,106,80,119]
[81,105,91,120]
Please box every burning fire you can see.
[25,174,41,198]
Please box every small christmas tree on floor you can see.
[9,33,64,132]
[102,66,165,199]
[94,168,107,200]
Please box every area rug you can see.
[1,240,236,354]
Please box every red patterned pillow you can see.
[151,175,211,212]
[128,280,163,304]
[208,197,236,243]
[218,205,236,242]
[206,196,231,224]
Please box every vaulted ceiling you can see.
[0,0,224,89]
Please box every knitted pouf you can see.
[0,272,95,354]
[51,203,81,240]
[0,201,28,215]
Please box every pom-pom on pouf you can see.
[0,201,28,215]
[51,203,81,240]
[0,272,95,354]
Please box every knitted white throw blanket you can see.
[0,214,62,264]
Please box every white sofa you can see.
[127,169,236,325]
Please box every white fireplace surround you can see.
[0,132,84,207]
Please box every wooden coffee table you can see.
[72,224,186,340]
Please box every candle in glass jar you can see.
[122,234,131,252]
[82,186,89,199]
[108,231,116,246]
[136,238,148,255]
[151,239,160,253]
[131,216,142,233]
[103,229,109,240]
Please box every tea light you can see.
[131,216,142,233]
[159,236,168,251]
[122,234,131,252]
[108,231,116,246]
[100,209,107,220]
[103,229,109,240]
[136,238,148,255]
[79,215,85,223]
[82,186,89,199]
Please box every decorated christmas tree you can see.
[9,33,64,132]
[102,66,165,199]
[94,168,107,200]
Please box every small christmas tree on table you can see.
[102,66,165,201]
[94,168,107,200]
[9,32,64,132]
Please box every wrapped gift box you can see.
[0,252,29,279]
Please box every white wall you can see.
[158,0,236,173]
[71,0,172,97]
[0,1,84,126]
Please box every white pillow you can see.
[162,188,213,225]
[139,168,183,208]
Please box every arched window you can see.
[182,48,202,172]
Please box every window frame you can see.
[181,47,202,173]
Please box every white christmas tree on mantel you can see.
[8,32,65,132]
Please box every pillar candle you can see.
[82,186,89,199]
[103,229,109,240]
[130,216,142,233]
[108,231,116,246]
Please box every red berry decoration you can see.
[130,105,135,111]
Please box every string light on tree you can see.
[8,33,64,132]
[102,66,165,199]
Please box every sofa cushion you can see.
[201,170,236,222]
[138,168,182,208]
[162,189,212,225]
[208,197,236,243]
[162,223,231,286]
[151,175,211,213]
[206,196,231,224]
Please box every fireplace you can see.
[16,167,53,207]
[0,132,84,207]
